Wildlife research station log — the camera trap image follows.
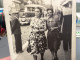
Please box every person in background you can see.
[10,10,23,53]
[62,1,72,53]
[61,1,72,60]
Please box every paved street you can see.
[12,25,71,60]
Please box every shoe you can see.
[16,51,20,54]
[19,50,23,53]
[41,58,44,60]
[54,57,58,60]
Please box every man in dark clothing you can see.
[63,14,72,51]
[10,11,23,53]
[62,0,72,52]
[60,1,72,60]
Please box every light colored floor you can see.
[0,36,10,58]
[76,37,80,60]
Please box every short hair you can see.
[47,8,53,13]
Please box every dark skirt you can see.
[29,32,47,55]
[47,29,61,51]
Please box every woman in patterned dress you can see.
[27,7,47,60]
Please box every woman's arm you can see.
[39,26,47,31]
[39,20,47,31]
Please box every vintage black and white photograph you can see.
[3,0,73,60]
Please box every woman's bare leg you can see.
[41,53,44,60]
[50,50,54,60]
[33,55,37,60]
[54,51,58,60]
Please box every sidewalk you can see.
[15,41,71,60]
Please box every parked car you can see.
[19,15,30,25]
